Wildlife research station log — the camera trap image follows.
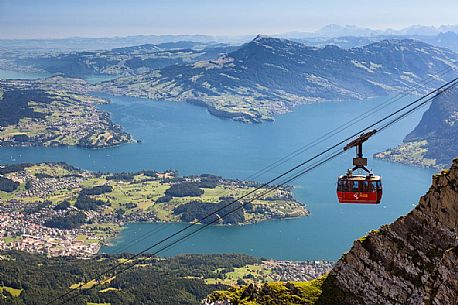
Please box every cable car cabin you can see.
[337,175,382,204]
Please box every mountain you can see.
[427,31,458,52]
[206,157,458,305]
[391,25,458,36]
[375,85,458,168]
[99,36,458,123]
[296,32,458,53]
[315,24,378,37]
[303,24,458,38]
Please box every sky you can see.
[0,0,457,39]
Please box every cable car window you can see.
[371,181,377,192]
[353,181,359,192]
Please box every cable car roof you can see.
[338,174,381,181]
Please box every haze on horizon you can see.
[0,0,457,39]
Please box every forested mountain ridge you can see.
[375,84,458,168]
[99,36,458,123]
[293,31,458,52]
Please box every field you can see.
[0,285,23,297]
[205,263,274,286]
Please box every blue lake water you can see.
[0,94,435,260]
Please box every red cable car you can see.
[337,130,383,204]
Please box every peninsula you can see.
[0,162,308,257]
[0,80,131,148]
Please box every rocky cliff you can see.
[205,158,458,305]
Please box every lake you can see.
[0,93,435,260]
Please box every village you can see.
[0,206,101,257]
[265,260,334,282]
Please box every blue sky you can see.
[0,0,457,38]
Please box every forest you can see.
[43,211,86,229]
[174,200,245,224]
[0,176,19,192]
[0,251,260,305]
[0,87,51,125]
[165,182,205,197]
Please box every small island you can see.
[0,80,131,148]
[0,162,308,257]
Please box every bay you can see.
[0,94,434,260]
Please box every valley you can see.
[0,94,434,260]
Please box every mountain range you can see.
[281,24,458,39]
[98,36,458,123]
[1,24,457,52]
[296,31,458,53]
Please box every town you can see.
[265,260,334,282]
[0,207,101,257]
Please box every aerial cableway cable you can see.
[47,76,458,305]
[111,65,458,254]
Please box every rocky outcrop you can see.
[317,158,458,305]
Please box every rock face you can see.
[317,158,458,305]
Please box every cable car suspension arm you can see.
[343,129,377,173]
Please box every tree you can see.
[165,183,204,197]
[0,176,19,192]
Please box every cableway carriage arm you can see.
[344,129,377,174]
